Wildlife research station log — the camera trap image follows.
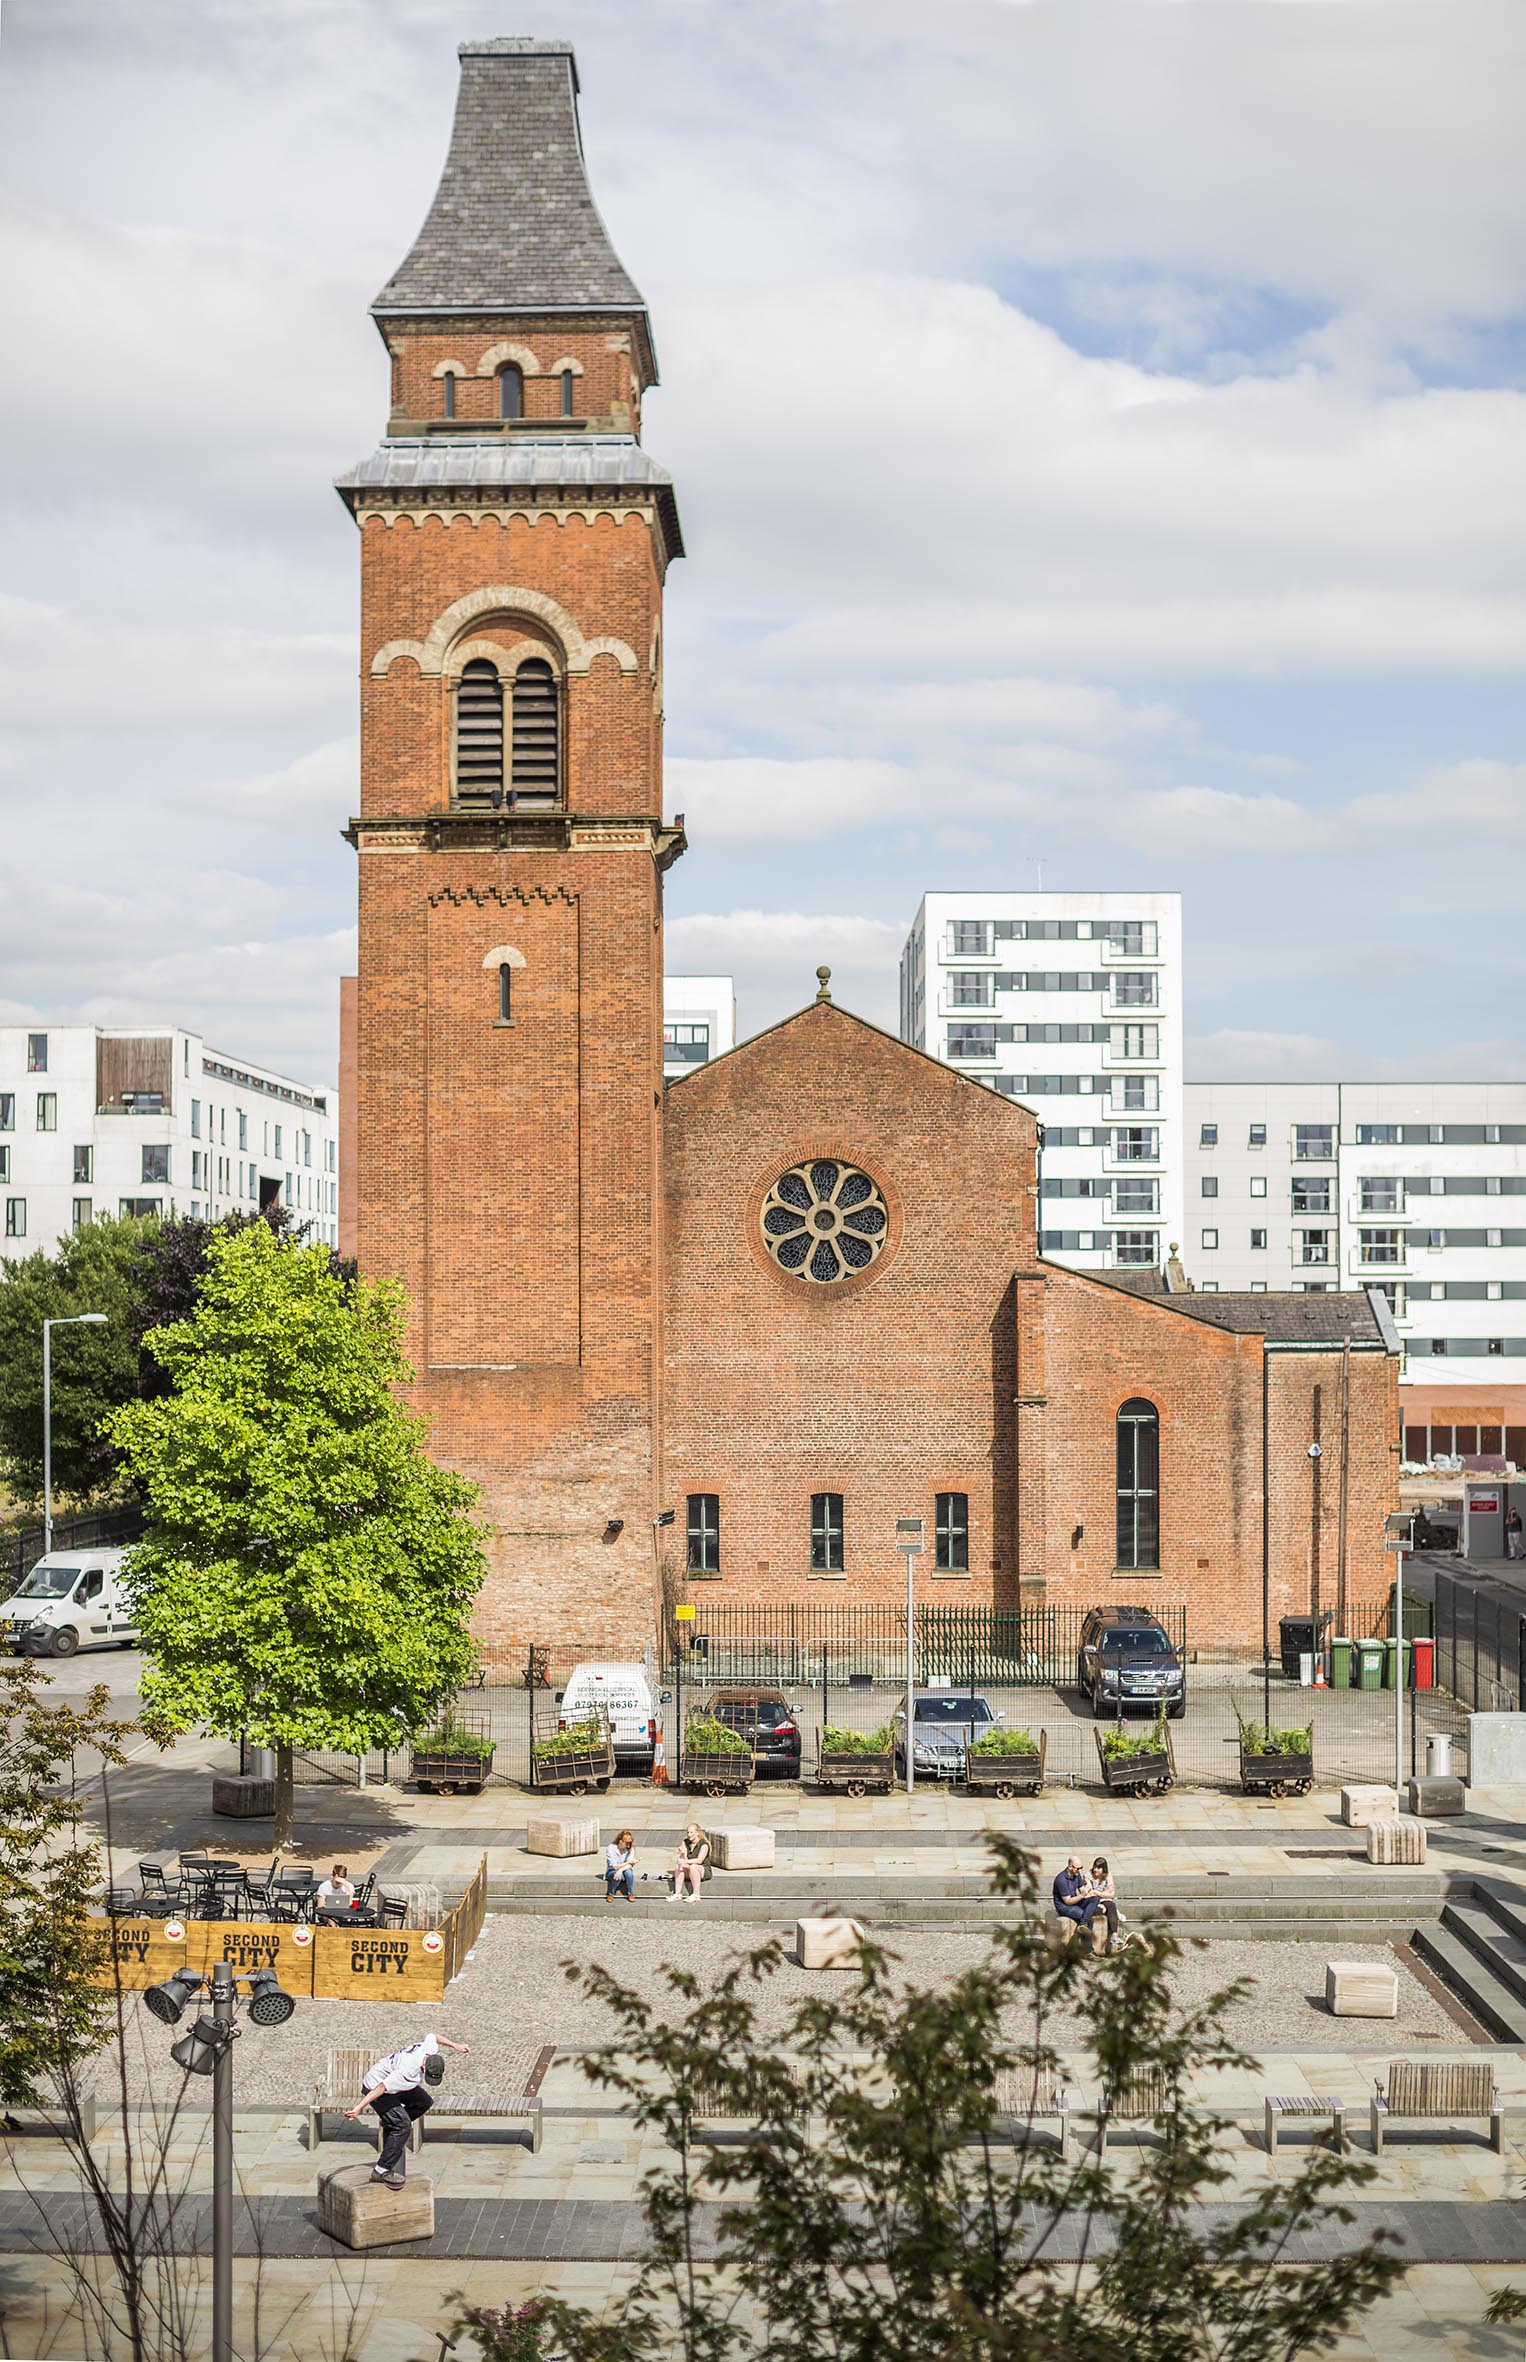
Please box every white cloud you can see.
[1348,759,1526,842]
[1186,1030,1343,1082]
[1113,785,1328,859]
[0,595,352,736]
[666,910,906,1034]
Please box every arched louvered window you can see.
[441,371,457,420]
[1115,1398,1160,1571]
[455,659,504,804]
[560,368,576,418]
[498,364,523,421]
[512,659,560,805]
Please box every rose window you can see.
[761,1160,889,1283]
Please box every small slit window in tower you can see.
[441,371,456,419]
[455,660,504,804]
[498,964,513,1023]
[512,659,560,806]
[560,369,575,417]
[498,364,523,421]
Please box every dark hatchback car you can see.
[708,1688,803,1777]
[1076,1605,1186,1718]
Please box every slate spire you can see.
[373,39,649,344]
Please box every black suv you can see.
[708,1689,803,1777]
[1076,1606,1186,1718]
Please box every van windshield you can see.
[15,1563,81,1601]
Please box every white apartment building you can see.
[900,893,1184,1271]
[1184,1082,1526,1455]
[0,1025,339,1257]
[663,976,736,1080]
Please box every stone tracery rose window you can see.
[761,1159,889,1283]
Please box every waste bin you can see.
[1279,1615,1329,1679]
[1355,1639,1385,1691]
[1382,1637,1412,1690]
[1426,1730,1453,1777]
[1330,1636,1353,1688]
[1412,1635,1435,1691]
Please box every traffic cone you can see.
[651,1727,668,1786]
[1314,1655,1327,1688]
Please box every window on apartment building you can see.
[1250,1176,1267,1198]
[1293,1124,1334,1160]
[119,1198,161,1219]
[1112,973,1156,1008]
[1360,1229,1402,1265]
[72,1146,92,1185]
[1201,1176,1219,1199]
[0,1150,8,1183]
[497,362,523,419]
[0,1096,11,1131]
[4,1200,24,1239]
[1248,1124,1267,1147]
[1114,1074,1158,1111]
[274,1125,284,1159]
[302,1131,312,1168]
[1421,1228,1444,1248]
[190,1100,201,1139]
[947,1026,999,1059]
[455,659,505,803]
[1115,1128,1159,1163]
[72,1198,92,1231]
[35,1093,56,1132]
[1199,1123,1218,1147]
[951,972,993,1007]
[1369,1281,1406,1317]
[1360,1178,1402,1213]
[1297,1229,1332,1265]
[950,921,990,956]
[1113,1231,1159,1267]
[810,1492,845,1573]
[1291,1178,1332,1213]
[1489,1338,1506,1356]
[511,660,561,803]
[663,1023,710,1063]
[1250,1279,1268,1293]
[237,1111,248,1151]
[1101,919,1155,956]
[1114,1179,1159,1214]
[1115,1399,1159,1571]
[1110,1024,1158,1059]
[1488,1227,1504,1248]
[1357,1123,1401,1145]
[142,1145,170,1186]
[935,1492,969,1572]
[1250,1229,1267,1249]
[1429,1339,1447,1356]
[1201,1227,1219,1250]
[25,1035,46,1073]
[686,1494,720,1574]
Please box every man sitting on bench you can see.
[1053,1855,1105,1956]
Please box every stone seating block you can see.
[526,1814,599,1858]
[210,1773,275,1818]
[796,1915,866,1970]
[1367,1818,1427,1865]
[1407,1775,1466,1818]
[1325,1960,1399,2018]
[317,2164,434,2249]
[1340,1785,1398,1828]
[712,1826,774,1871]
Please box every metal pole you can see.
[1394,1545,1405,1797]
[905,1545,915,1795]
[42,1320,53,1556]
[211,1960,235,2362]
[1261,1350,1271,1731]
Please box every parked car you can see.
[1076,1605,1186,1718]
[707,1688,803,1777]
[557,1661,662,1769]
[893,1687,999,1780]
[0,1548,139,1658]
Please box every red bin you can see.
[1412,1636,1435,1691]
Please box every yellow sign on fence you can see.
[673,1604,696,1622]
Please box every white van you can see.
[0,1547,139,1658]
[558,1661,662,1767]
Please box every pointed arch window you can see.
[560,368,576,418]
[454,659,504,804]
[1115,1399,1159,1571]
[498,364,523,421]
[441,370,457,419]
[512,659,560,805]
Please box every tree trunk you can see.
[273,1743,294,1850]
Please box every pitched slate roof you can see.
[1089,1267,1391,1346]
[373,41,648,328]
[335,435,674,493]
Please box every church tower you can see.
[338,41,683,1651]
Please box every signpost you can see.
[1386,1512,1416,1792]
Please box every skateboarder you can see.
[345,2029,472,2187]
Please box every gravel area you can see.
[91,1915,1464,2105]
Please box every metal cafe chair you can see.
[137,1862,182,1916]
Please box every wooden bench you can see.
[307,2044,555,2156]
[1265,2093,1347,2157]
[1098,2067,1168,2151]
[990,2068,1071,2162]
[689,2058,811,2143]
[1371,2060,1502,2155]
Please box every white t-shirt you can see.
[606,1841,634,1874]
[364,2033,439,2094]
[317,1879,355,1907]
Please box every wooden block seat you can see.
[317,2162,434,2249]
[1372,2060,1502,2154]
[308,2044,555,2155]
[1407,1775,1465,1818]
[526,1814,599,1858]
[1340,1785,1398,1828]
[1367,1819,1427,1865]
[711,1825,774,1871]
[1325,1960,1399,2018]
[1265,2094,1347,2156]
[796,1916,866,1970]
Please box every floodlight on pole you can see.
[144,1967,204,2026]
[895,1519,924,1795]
[41,1312,109,1554]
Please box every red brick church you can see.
[338,40,1399,1653]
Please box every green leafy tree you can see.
[457,1840,1402,2362]
[108,1223,485,1845]
[0,1216,153,1506]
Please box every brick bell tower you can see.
[337,40,683,1652]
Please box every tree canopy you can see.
[108,1223,484,1841]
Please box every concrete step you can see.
[484,1871,1446,1903]
[1412,1922,1526,2043]
[1468,1878,1526,1951]
[1439,1894,1526,2011]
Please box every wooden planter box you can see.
[816,1749,896,1797]
[964,1731,1047,1797]
[1239,1746,1313,1798]
[1095,1725,1175,1797]
[531,1742,614,1796]
[681,1749,753,1797]
[410,1746,495,1796]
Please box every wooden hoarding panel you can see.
[89,1918,316,1996]
[311,1925,446,2002]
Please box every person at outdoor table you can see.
[315,1863,355,1911]
[1088,1856,1120,1950]
[345,2029,471,2188]
[669,1823,710,1902]
[1052,1854,1104,1953]
[605,1830,636,1902]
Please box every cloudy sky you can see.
[1,0,1522,1085]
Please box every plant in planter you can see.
[532,1716,608,1762]
[683,1714,751,1756]
[1237,1721,1312,1757]
[969,1726,1041,1758]
[411,1712,496,1793]
[1099,1710,1169,1763]
[820,1724,897,1756]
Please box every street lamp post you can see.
[895,1519,924,1795]
[42,1313,108,1554]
